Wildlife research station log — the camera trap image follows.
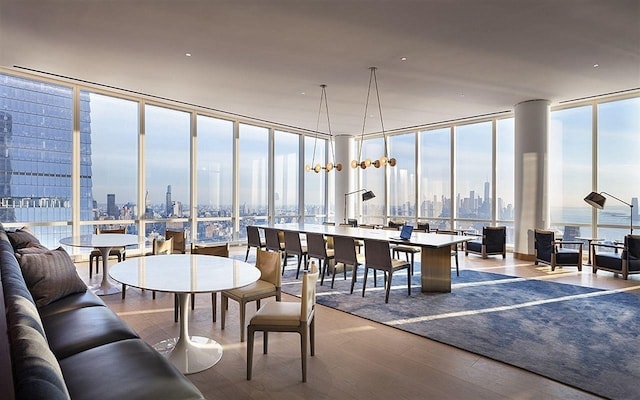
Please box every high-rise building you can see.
[0,74,93,232]
[166,185,172,217]
[107,193,118,218]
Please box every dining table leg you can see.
[154,292,223,374]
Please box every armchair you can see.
[534,229,583,271]
[464,226,506,259]
[592,235,640,279]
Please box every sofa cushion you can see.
[42,305,139,359]
[59,339,204,400]
[17,247,87,307]
[38,290,106,319]
[7,227,41,250]
[9,322,70,400]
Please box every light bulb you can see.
[380,156,388,166]
[336,163,343,171]
[351,160,358,169]
[326,163,333,171]
[360,161,367,169]
[373,160,380,168]
[314,163,321,173]
[389,158,397,166]
[305,164,311,172]
[364,158,372,167]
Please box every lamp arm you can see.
[600,192,632,207]
[343,189,366,223]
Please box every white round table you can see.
[60,234,140,295]
[109,254,260,374]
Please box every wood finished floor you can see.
[83,249,640,400]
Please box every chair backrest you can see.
[333,235,358,266]
[152,237,173,255]
[417,222,430,232]
[563,225,580,241]
[246,226,262,247]
[255,248,282,286]
[192,243,229,257]
[388,221,404,228]
[283,230,303,254]
[483,226,506,246]
[165,229,186,254]
[363,238,392,270]
[264,228,283,252]
[97,226,126,234]
[306,232,328,259]
[300,262,319,322]
[624,235,640,259]
[534,229,555,261]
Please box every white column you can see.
[334,134,354,224]
[514,99,550,258]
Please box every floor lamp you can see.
[344,189,375,224]
[584,191,634,235]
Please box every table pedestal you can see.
[420,246,453,293]
[154,292,222,374]
[91,247,121,296]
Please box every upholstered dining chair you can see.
[591,235,640,279]
[332,235,366,292]
[534,229,583,271]
[247,262,318,382]
[165,229,186,254]
[264,227,285,253]
[464,226,507,259]
[362,238,411,303]
[305,232,335,286]
[222,248,282,342]
[283,230,308,279]
[245,225,264,262]
[190,243,230,323]
[89,226,127,279]
[436,230,460,276]
[146,237,173,300]
[389,225,421,276]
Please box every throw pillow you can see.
[15,242,50,256]
[18,247,87,307]
[7,227,41,249]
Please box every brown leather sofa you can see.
[0,224,204,400]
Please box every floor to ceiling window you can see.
[455,121,492,232]
[496,118,515,242]
[596,96,640,240]
[419,127,451,231]
[144,104,191,241]
[388,132,416,221]
[196,115,234,243]
[238,123,269,221]
[83,92,138,236]
[274,130,300,223]
[549,105,592,239]
[358,137,385,225]
[304,135,327,223]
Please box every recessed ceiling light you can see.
[185,53,192,57]
[593,63,599,68]
[401,57,407,61]
[300,92,306,95]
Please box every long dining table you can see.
[254,223,474,293]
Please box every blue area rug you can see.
[275,261,640,400]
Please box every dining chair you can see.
[247,262,319,382]
[190,243,230,323]
[221,248,282,342]
[436,229,460,276]
[305,232,335,286]
[165,229,187,254]
[89,226,126,279]
[283,230,308,279]
[264,227,285,253]
[363,238,411,303]
[387,225,421,276]
[245,225,265,262]
[332,235,366,292]
[121,237,173,300]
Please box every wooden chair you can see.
[121,237,173,300]
[264,227,285,253]
[534,229,582,271]
[247,262,318,382]
[332,235,366,292]
[89,227,126,279]
[305,232,335,286]
[221,248,282,342]
[592,235,640,279]
[283,230,308,279]
[363,238,411,303]
[245,225,264,261]
[190,243,230,323]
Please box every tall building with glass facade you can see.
[0,74,93,234]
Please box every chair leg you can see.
[301,328,307,383]
[385,270,393,303]
[362,267,369,297]
[240,302,247,342]
[263,331,269,354]
[348,264,357,293]
[211,292,217,323]
[245,247,250,262]
[455,251,459,276]
[247,327,255,380]
[191,293,195,310]
[221,295,228,330]
[121,284,126,299]
[282,252,289,275]
[295,255,303,279]
[174,294,179,323]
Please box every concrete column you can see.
[514,99,550,259]
[334,134,354,223]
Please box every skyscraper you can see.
[107,194,118,219]
[166,185,172,217]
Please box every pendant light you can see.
[305,84,342,173]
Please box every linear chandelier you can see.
[351,66,396,169]
[305,84,342,173]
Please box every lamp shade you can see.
[584,192,606,209]
[362,190,376,201]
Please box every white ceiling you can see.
[1,0,639,135]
